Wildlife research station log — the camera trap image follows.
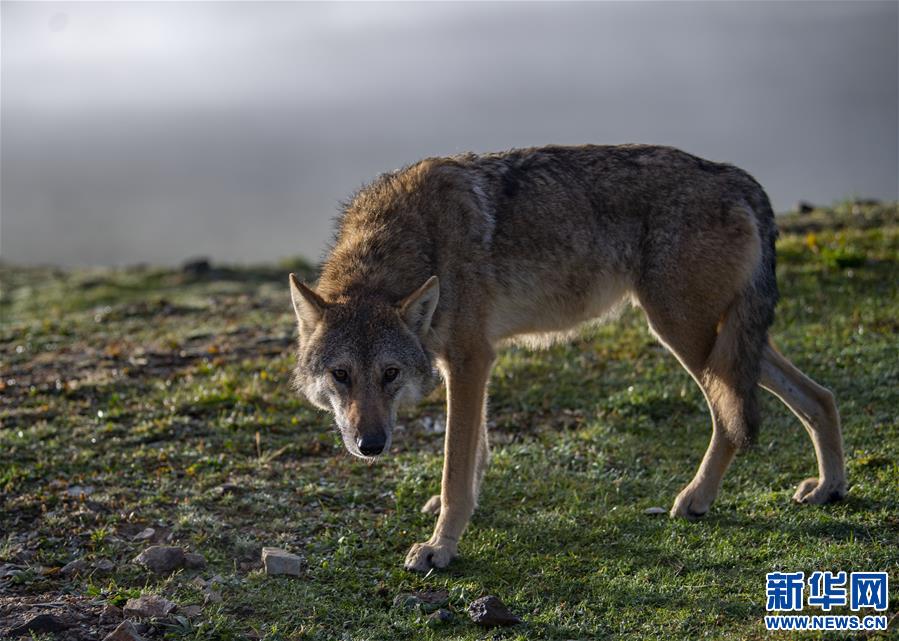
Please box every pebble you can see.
[261,547,302,576]
[133,546,205,574]
[123,594,176,619]
[204,589,223,605]
[132,527,156,542]
[217,483,243,496]
[643,506,668,515]
[392,593,423,610]
[103,620,145,641]
[0,563,24,579]
[99,604,123,624]
[184,552,207,569]
[426,608,453,627]
[467,595,522,627]
[9,614,69,635]
[60,558,87,576]
[95,558,115,573]
[393,589,449,613]
[178,604,204,618]
[66,485,95,497]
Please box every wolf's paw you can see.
[670,484,714,520]
[421,495,441,516]
[793,477,847,504]
[404,537,457,572]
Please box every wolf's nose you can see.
[356,433,386,456]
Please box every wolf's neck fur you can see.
[315,158,476,305]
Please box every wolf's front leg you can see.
[404,347,494,572]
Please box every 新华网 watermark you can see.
[765,571,889,632]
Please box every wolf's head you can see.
[289,274,440,459]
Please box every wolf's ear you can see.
[399,275,439,339]
[289,273,327,334]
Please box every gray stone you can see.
[178,604,203,618]
[393,589,449,613]
[123,594,176,619]
[132,527,156,541]
[204,589,223,605]
[132,546,203,574]
[426,608,453,627]
[103,620,145,641]
[95,557,115,573]
[643,506,667,515]
[66,484,95,497]
[393,593,424,610]
[60,558,87,576]
[0,563,25,579]
[9,614,69,636]
[217,483,243,496]
[184,552,207,569]
[133,546,186,574]
[261,547,302,576]
[467,595,522,627]
[99,604,123,624]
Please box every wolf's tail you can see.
[702,193,779,449]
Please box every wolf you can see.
[288,144,846,572]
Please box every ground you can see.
[1,201,897,640]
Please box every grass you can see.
[1,201,897,640]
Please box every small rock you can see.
[217,483,243,496]
[238,559,261,572]
[0,563,24,578]
[467,595,522,627]
[426,608,453,627]
[204,589,223,605]
[66,484,95,497]
[103,620,145,641]
[132,527,156,542]
[123,594,176,619]
[99,604,123,624]
[10,614,69,635]
[60,558,87,576]
[413,589,449,612]
[149,526,173,544]
[393,593,424,610]
[261,547,302,576]
[95,558,115,573]
[133,546,186,574]
[178,604,203,618]
[184,552,207,569]
[643,506,667,515]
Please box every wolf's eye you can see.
[332,369,349,384]
[383,367,400,383]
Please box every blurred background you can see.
[2,1,897,267]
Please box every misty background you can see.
[2,1,897,267]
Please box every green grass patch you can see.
[1,202,897,639]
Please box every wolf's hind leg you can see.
[759,340,846,503]
[421,495,441,515]
[669,383,740,519]
[642,291,765,519]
